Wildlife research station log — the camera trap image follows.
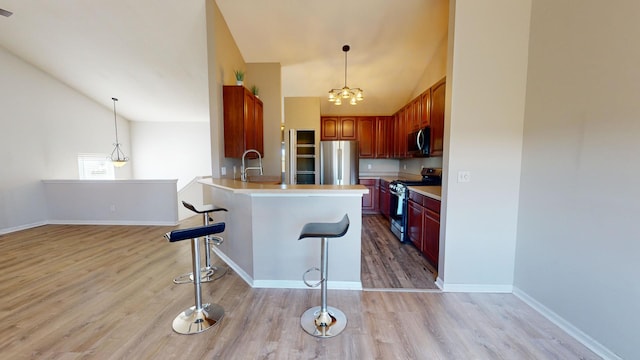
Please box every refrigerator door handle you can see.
[337,148,343,183]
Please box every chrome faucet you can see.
[241,149,263,182]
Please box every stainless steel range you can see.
[389,168,442,243]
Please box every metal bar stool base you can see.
[173,266,227,284]
[300,305,347,338]
[172,303,224,335]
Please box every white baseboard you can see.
[212,248,362,290]
[1,219,178,235]
[211,247,254,286]
[253,280,362,290]
[439,283,513,293]
[0,221,47,235]
[46,220,178,226]
[513,287,622,360]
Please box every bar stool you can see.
[174,201,228,284]
[165,223,226,334]
[299,214,350,338]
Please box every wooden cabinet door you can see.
[375,116,391,158]
[392,112,399,157]
[396,111,409,159]
[357,117,375,158]
[422,208,440,267]
[407,199,423,249]
[430,77,445,157]
[408,99,421,132]
[379,180,390,218]
[321,117,339,140]
[223,85,264,158]
[421,89,431,128]
[360,178,378,214]
[340,117,357,140]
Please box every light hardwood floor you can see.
[361,215,438,290]
[0,219,600,359]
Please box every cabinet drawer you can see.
[423,197,440,213]
[408,191,423,204]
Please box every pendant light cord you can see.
[112,97,120,145]
[343,45,350,88]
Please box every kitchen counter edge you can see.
[359,176,441,201]
[199,178,369,195]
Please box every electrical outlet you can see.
[457,171,471,183]
[403,164,407,170]
[367,163,372,170]
[109,204,116,212]
[221,167,227,176]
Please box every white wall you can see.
[440,0,531,290]
[43,179,178,225]
[515,1,640,359]
[246,63,283,178]
[0,46,132,232]
[130,121,211,189]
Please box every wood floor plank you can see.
[360,215,438,290]
[0,217,601,359]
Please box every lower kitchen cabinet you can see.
[360,178,379,214]
[408,190,441,268]
[423,208,440,266]
[379,179,390,219]
[407,198,423,250]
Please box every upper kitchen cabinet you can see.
[223,85,264,158]
[420,89,431,128]
[356,117,376,158]
[375,116,392,158]
[393,110,407,158]
[321,116,356,140]
[408,97,422,132]
[429,77,446,157]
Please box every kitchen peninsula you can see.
[198,178,368,290]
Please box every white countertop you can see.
[407,185,441,201]
[199,178,368,195]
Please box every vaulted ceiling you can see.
[0,0,448,122]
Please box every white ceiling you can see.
[0,0,448,122]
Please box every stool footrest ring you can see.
[302,267,323,288]
[208,235,224,246]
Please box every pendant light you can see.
[109,97,129,167]
[328,45,364,105]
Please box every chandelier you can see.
[109,97,129,167]
[328,45,364,105]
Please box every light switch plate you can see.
[457,171,471,183]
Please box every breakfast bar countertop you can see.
[199,178,368,195]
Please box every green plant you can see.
[234,69,245,81]
[251,85,259,96]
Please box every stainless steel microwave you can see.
[407,127,431,156]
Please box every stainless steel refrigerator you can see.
[319,141,359,185]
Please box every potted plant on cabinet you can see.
[251,85,259,98]
[234,70,245,86]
